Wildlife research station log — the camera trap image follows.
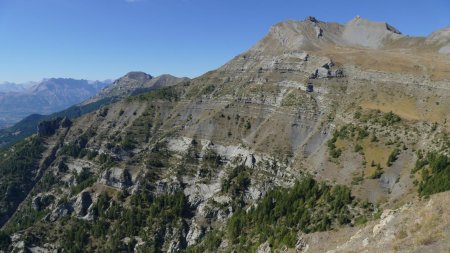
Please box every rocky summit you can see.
[0,16,449,252]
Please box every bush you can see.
[0,137,45,227]
[370,163,383,179]
[387,149,400,167]
[417,152,450,196]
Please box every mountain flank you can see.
[0,16,448,252]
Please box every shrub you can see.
[387,148,400,167]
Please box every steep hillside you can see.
[0,16,449,252]
[0,78,111,128]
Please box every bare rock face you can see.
[31,194,54,211]
[342,16,403,48]
[100,168,133,189]
[123,71,153,81]
[48,202,73,222]
[305,16,318,23]
[257,242,272,253]
[315,26,323,38]
[186,223,205,247]
[316,67,331,78]
[155,178,182,195]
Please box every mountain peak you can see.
[347,16,401,34]
[123,71,153,81]
[342,16,403,48]
[304,16,320,23]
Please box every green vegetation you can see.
[357,110,401,126]
[351,171,364,185]
[387,148,400,167]
[327,131,342,158]
[219,177,370,251]
[56,183,192,252]
[416,152,450,196]
[4,202,49,234]
[0,231,11,251]
[221,165,251,207]
[370,163,383,179]
[135,86,180,102]
[0,136,45,227]
[60,129,98,158]
[354,144,363,153]
[71,168,96,195]
[121,135,136,151]
[244,120,251,130]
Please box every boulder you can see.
[315,26,323,38]
[316,67,330,78]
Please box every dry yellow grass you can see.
[359,91,450,132]
[319,46,450,81]
[361,99,421,120]
[361,138,393,177]
[335,138,350,150]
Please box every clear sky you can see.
[0,0,449,83]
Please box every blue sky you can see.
[0,0,449,83]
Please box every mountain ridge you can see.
[0,16,448,252]
[0,78,111,129]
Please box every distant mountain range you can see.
[0,78,111,128]
[0,81,37,93]
[0,72,189,147]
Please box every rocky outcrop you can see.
[48,202,73,222]
[257,242,272,253]
[37,117,71,137]
[186,223,205,247]
[74,191,92,217]
[99,168,133,189]
[315,26,323,38]
[155,178,182,195]
[31,194,54,211]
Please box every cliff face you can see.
[0,17,449,252]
